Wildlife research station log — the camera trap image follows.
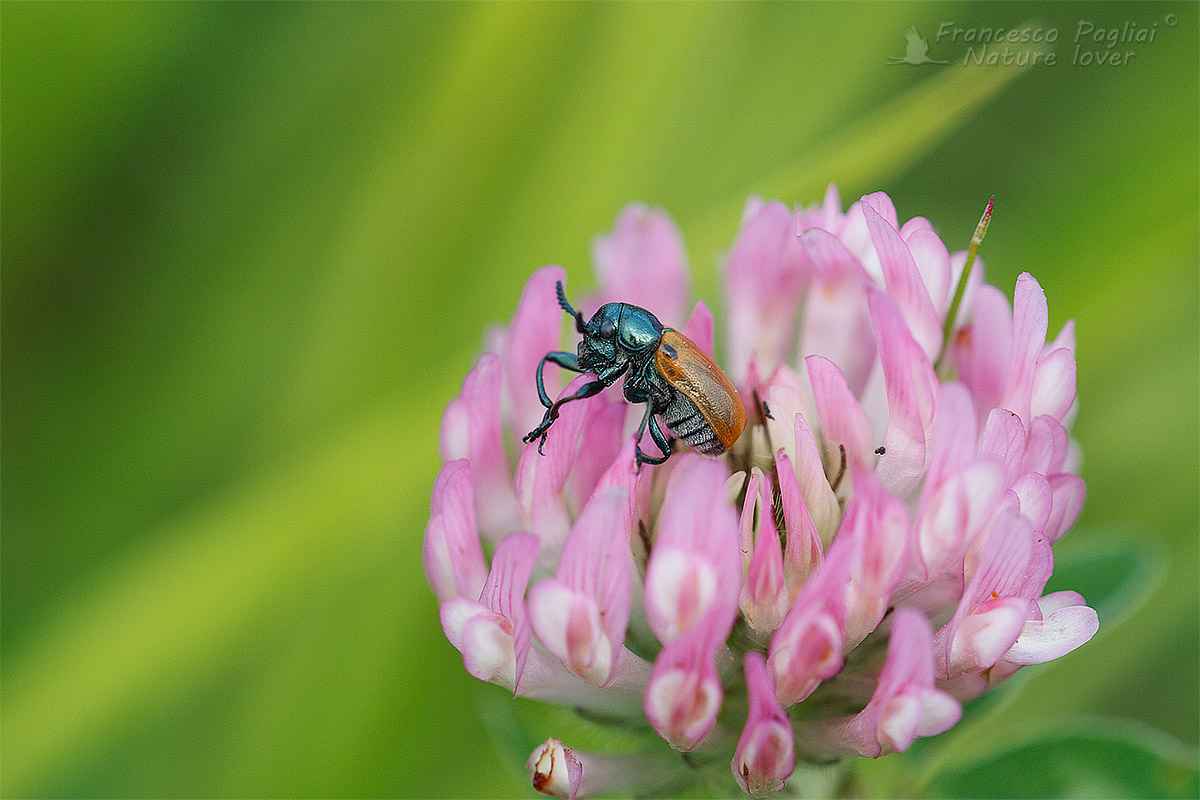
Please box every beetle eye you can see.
[599,318,616,338]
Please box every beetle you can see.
[522,281,747,467]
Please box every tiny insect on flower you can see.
[522,282,747,468]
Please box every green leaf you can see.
[924,717,1199,799]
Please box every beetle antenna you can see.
[555,281,576,315]
[556,281,585,332]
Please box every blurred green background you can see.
[2,2,1197,797]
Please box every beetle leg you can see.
[633,403,672,468]
[535,351,582,408]
[524,379,605,454]
[651,416,675,455]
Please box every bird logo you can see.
[888,26,949,65]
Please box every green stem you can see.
[934,196,994,373]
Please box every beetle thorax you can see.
[577,303,663,383]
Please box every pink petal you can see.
[439,534,540,692]
[1002,273,1050,427]
[528,583,608,685]
[1044,474,1086,542]
[768,539,851,706]
[975,508,1038,598]
[728,201,809,294]
[591,435,642,511]
[899,215,935,239]
[441,354,519,538]
[644,607,728,751]
[1025,415,1070,477]
[876,608,937,695]
[800,270,878,396]
[797,226,869,285]
[841,467,912,647]
[725,200,810,377]
[844,608,961,757]
[908,462,1004,594]
[837,201,874,271]
[514,374,597,549]
[438,596,482,651]
[915,689,963,737]
[979,409,1027,488]
[956,596,1031,670]
[738,469,764,567]
[806,354,875,468]
[739,473,790,635]
[592,204,689,325]
[876,695,922,755]
[868,290,939,498]
[771,613,842,707]
[1003,604,1098,665]
[439,395,469,462]
[645,548,720,644]
[459,610,519,689]
[761,365,810,462]
[564,400,627,515]
[937,510,1034,676]
[503,265,569,436]
[1011,472,1052,532]
[1045,318,1076,356]
[795,224,874,392]
[528,488,632,686]
[481,533,540,687]
[776,450,823,592]
[736,354,767,415]
[1063,438,1083,474]
[815,183,844,231]
[793,411,841,542]
[644,664,723,752]
[422,460,487,602]
[579,489,635,663]
[1038,590,1087,615]
[681,300,716,357]
[1030,347,1076,422]
[924,382,979,497]
[644,458,740,644]
[862,196,942,360]
[952,283,1012,417]
[1017,531,1055,601]
[905,227,953,312]
[732,652,795,797]
[860,191,899,231]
